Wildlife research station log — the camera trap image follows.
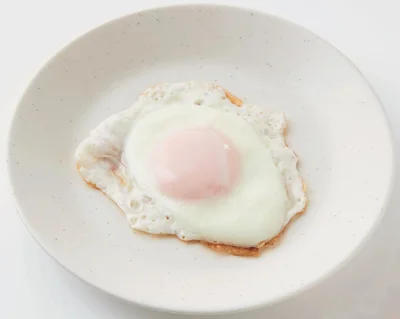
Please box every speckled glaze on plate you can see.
[7,4,394,314]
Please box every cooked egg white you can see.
[75,82,306,247]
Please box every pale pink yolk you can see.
[152,128,241,200]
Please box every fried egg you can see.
[75,82,306,255]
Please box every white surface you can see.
[1,0,399,318]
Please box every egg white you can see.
[75,82,306,247]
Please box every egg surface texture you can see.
[75,82,306,248]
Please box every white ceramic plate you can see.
[7,4,394,314]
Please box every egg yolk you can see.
[152,128,241,200]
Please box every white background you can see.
[1,0,399,318]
